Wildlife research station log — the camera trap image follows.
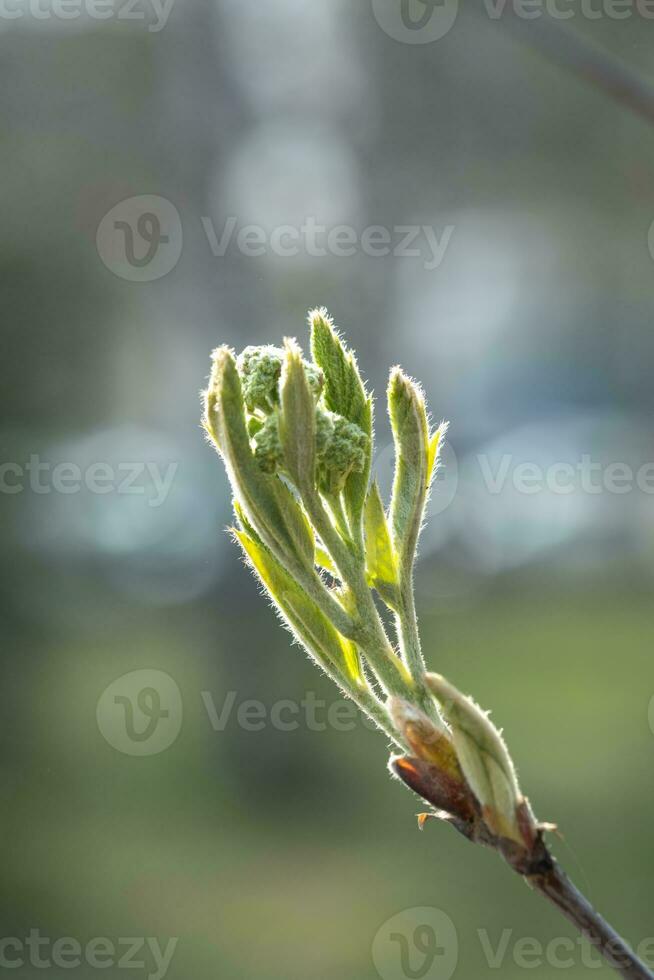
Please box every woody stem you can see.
[523,848,653,980]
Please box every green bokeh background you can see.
[1,2,653,978]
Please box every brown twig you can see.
[528,851,652,980]
[487,7,654,127]
[392,755,654,980]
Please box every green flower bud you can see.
[315,406,334,456]
[253,413,283,474]
[305,363,324,401]
[318,414,369,495]
[330,415,368,471]
[237,346,284,414]
[237,345,323,417]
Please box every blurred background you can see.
[2,1,654,977]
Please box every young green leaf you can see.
[310,308,368,426]
[428,422,449,485]
[387,368,430,577]
[235,529,363,688]
[364,482,399,600]
[315,546,339,577]
[309,308,372,528]
[233,499,263,545]
[279,339,316,493]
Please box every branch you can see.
[204,313,652,980]
[490,9,654,127]
[529,852,652,980]
[392,754,654,980]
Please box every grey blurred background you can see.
[2,1,654,978]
